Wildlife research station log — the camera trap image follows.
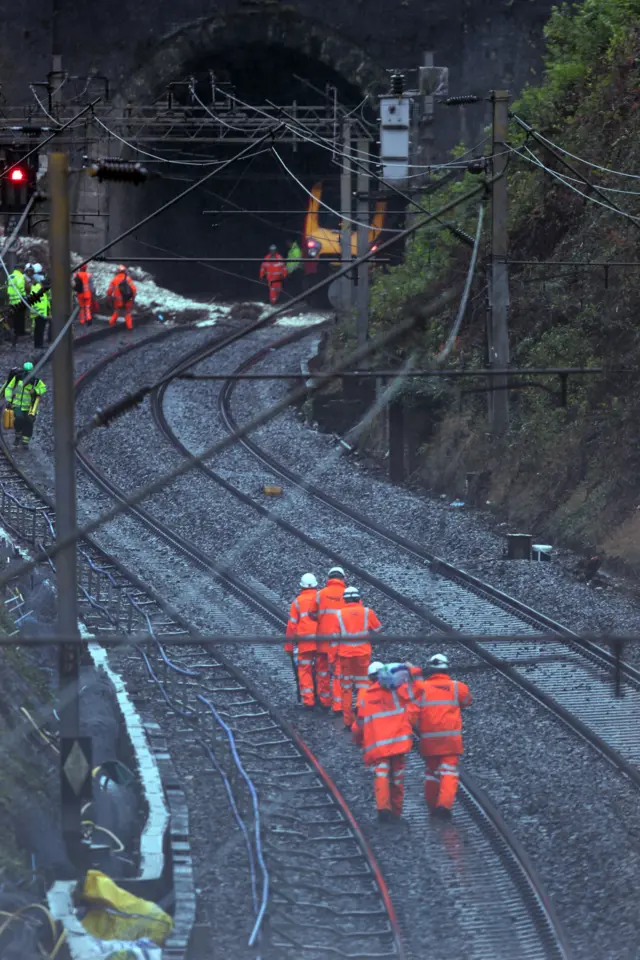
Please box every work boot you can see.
[432,806,452,820]
[377,809,393,823]
[13,434,20,447]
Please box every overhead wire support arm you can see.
[6,97,101,178]
[267,100,478,247]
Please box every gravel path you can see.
[13,323,640,959]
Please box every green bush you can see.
[515,0,640,124]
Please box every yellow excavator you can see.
[302,182,386,265]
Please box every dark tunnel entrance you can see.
[111,41,375,308]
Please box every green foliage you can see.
[369,170,484,335]
[515,0,640,124]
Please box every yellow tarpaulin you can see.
[79,870,173,946]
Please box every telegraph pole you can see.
[50,153,90,869]
[339,120,353,312]
[488,90,510,434]
[356,138,370,350]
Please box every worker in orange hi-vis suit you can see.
[412,654,472,819]
[107,265,137,330]
[315,566,347,712]
[73,267,95,326]
[351,661,415,821]
[335,586,382,729]
[284,573,319,709]
[259,244,288,305]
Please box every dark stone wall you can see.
[1,0,552,109]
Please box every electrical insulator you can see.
[88,160,149,184]
[443,95,480,106]
[25,283,50,307]
[390,73,405,97]
[467,158,486,174]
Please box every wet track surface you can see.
[3,318,640,958]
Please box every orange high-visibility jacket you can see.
[259,253,287,284]
[336,602,382,658]
[107,272,137,308]
[284,588,318,655]
[74,269,93,299]
[351,681,415,765]
[315,579,345,654]
[414,673,472,757]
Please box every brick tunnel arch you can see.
[99,9,387,303]
[124,9,387,102]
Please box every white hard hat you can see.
[24,262,33,271]
[299,572,318,589]
[343,585,360,602]
[427,653,449,671]
[368,661,384,678]
[328,566,345,579]
[118,264,127,273]
[33,263,42,273]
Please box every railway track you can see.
[0,325,407,960]
[65,324,574,958]
[212,333,640,781]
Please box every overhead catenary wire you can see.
[271,146,405,232]
[269,102,478,246]
[514,119,640,180]
[0,178,494,594]
[76,175,493,444]
[73,128,283,273]
[91,112,266,167]
[1,281,461,590]
[511,114,640,228]
[0,193,38,259]
[6,97,100,179]
[434,203,485,362]
[512,145,640,225]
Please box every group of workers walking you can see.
[72,264,137,330]
[286,567,472,821]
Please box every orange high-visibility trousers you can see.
[296,652,316,706]
[268,281,283,305]
[110,309,133,330]
[77,294,92,325]
[315,652,331,707]
[339,654,370,728]
[373,755,406,814]
[330,650,342,713]
[424,755,460,811]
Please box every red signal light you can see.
[9,167,26,183]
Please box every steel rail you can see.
[219,337,640,684]
[204,332,640,789]
[67,321,570,958]
[148,333,572,960]
[0,322,406,960]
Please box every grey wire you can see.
[516,119,640,181]
[434,203,485,362]
[513,145,640,224]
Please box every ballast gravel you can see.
[12,320,640,959]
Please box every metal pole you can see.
[339,119,352,312]
[489,90,510,434]
[356,139,370,352]
[50,152,86,869]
